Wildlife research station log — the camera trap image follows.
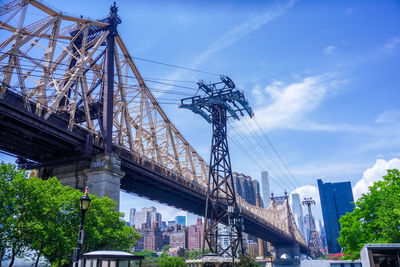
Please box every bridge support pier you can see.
[272,244,300,267]
[40,154,124,209]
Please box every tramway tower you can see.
[179,76,253,259]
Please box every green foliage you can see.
[0,163,140,266]
[338,169,400,259]
[134,250,159,267]
[238,253,259,267]
[185,249,202,259]
[158,255,185,267]
[134,249,158,258]
[162,244,171,253]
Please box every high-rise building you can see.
[291,193,305,238]
[175,215,186,227]
[232,172,261,206]
[135,210,150,229]
[167,220,176,227]
[188,218,203,250]
[129,208,136,227]
[247,241,258,259]
[170,225,187,249]
[317,179,355,253]
[133,207,161,230]
[261,171,270,208]
[319,219,328,253]
[217,224,230,253]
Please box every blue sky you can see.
[1,0,400,226]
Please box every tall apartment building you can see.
[232,172,262,206]
[188,218,203,250]
[291,193,305,238]
[318,179,355,253]
[129,208,136,227]
[136,225,163,252]
[261,171,270,208]
[170,225,187,249]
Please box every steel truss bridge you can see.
[0,0,307,252]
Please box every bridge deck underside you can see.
[0,92,306,251]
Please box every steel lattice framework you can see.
[180,77,252,258]
[0,0,307,252]
[302,197,322,258]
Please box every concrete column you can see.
[255,192,265,258]
[84,154,124,209]
[42,153,124,209]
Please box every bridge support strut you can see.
[40,154,124,210]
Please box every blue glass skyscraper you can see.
[175,215,186,227]
[317,179,355,253]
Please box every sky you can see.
[1,0,400,228]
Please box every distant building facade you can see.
[318,179,355,253]
[188,218,203,250]
[261,171,270,208]
[232,172,263,207]
[129,208,136,227]
[175,216,186,227]
[170,225,187,249]
[132,206,162,230]
[291,193,306,238]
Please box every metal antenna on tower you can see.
[179,75,253,260]
[302,197,322,258]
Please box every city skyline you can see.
[1,0,399,228]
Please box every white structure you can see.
[261,171,270,208]
[360,243,400,267]
[291,193,306,239]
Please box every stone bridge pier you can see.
[38,154,124,209]
[273,244,300,267]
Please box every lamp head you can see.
[80,187,91,212]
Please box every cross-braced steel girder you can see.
[302,197,322,258]
[180,76,253,259]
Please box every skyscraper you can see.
[291,193,305,238]
[133,207,161,230]
[317,179,355,253]
[129,208,136,227]
[261,171,270,208]
[175,215,186,227]
[232,172,261,206]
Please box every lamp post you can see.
[73,187,91,267]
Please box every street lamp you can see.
[73,187,91,267]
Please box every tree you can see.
[134,250,159,266]
[338,169,400,259]
[238,253,259,267]
[0,163,140,266]
[184,249,202,260]
[158,255,185,267]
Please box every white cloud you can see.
[345,8,354,15]
[243,73,342,131]
[352,158,400,200]
[323,45,336,55]
[375,110,400,124]
[384,38,400,50]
